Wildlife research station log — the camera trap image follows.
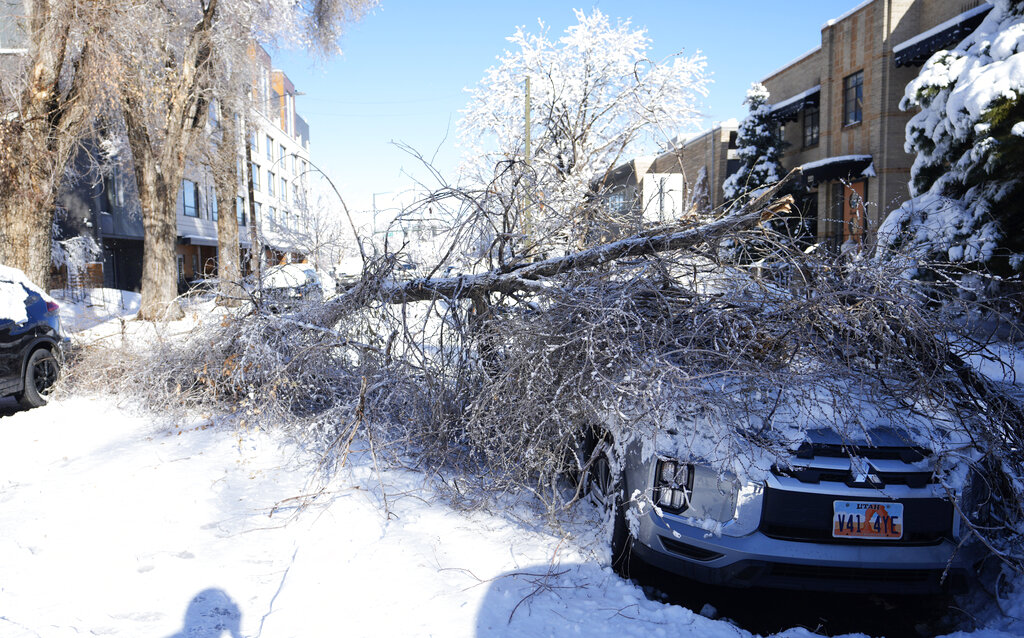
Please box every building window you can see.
[293,183,300,205]
[265,135,273,161]
[279,144,286,165]
[236,196,246,226]
[250,132,257,154]
[843,70,863,126]
[803,103,820,147]
[268,206,276,226]
[177,255,185,282]
[291,155,297,173]
[182,179,199,217]
[280,177,287,202]
[253,202,261,224]
[208,101,219,128]
[607,192,628,214]
[209,187,218,221]
[267,171,275,197]
[251,165,260,191]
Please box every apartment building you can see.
[680,0,991,247]
[56,44,314,291]
[245,44,313,269]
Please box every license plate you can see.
[832,501,903,540]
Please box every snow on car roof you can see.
[262,263,318,289]
[0,264,55,323]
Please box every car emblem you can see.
[855,473,882,485]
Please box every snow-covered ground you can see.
[1,290,1023,637]
[0,395,778,638]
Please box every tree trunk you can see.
[215,113,241,306]
[0,1,88,288]
[245,139,261,278]
[121,0,217,320]
[0,136,58,288]
[133,150,185,321]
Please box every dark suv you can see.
[0,266,67,408]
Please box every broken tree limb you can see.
[311,170,802,326]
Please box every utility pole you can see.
[524,76,533,241]
[245,137,261,279]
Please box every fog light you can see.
[656,459,694,513]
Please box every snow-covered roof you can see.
[800,154,872,171]
[893,5,991,56]
[680,119,739,146]
[761,47,821,83]
[770,85,821,113]
[824,0,873,28]
[181,234,219,247]
[800,155,874,183]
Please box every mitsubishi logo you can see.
[855,473,883,485]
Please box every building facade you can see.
[57,44,314,292]
[600,124,739,232]
[682,0,991,247]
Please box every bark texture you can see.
[214,111,242,305]
[123,0,218,320]
[0,0,96,287]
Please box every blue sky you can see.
[271,1,858,216]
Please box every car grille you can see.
[774,441,936,488]
[759,486,953,544]
[762,440,952,544]
[765,563,966,592]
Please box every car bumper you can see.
[632,509,978,593]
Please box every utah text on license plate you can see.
[832,501,903,540]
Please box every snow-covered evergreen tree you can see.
[877,0,1024,276]
[722,83,784,203]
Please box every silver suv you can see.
[590,426,983,594]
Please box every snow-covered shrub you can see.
[52,234,101,277]
[878,0,1024,284]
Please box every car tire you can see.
[587,439,634,576]
[18,348,59,409]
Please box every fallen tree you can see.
[68,167,1024,572]
[313,172,800,325]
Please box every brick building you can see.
[680,0,992,247]
[600,123,738,230]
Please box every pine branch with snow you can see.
[877,0,1024,280]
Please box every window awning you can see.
[179,235,218,247]
[893,5,991,67]
[768,85,820,122]
[800,155,873,184]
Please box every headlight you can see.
[655,459,739,524]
